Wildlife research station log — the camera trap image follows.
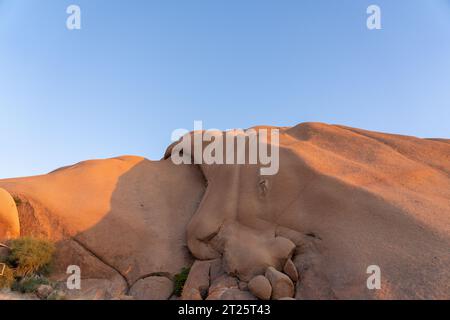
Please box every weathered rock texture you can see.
[181,260,211,300]
[248,275,272,300]
[265,267,295,299]
[283,259,298,283]
[129,276,173,300]
[1,123,450,299]
[0,188,20,239]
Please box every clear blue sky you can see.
[1,0,450,178]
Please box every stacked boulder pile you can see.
[181,257,298,300]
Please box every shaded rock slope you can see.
[0,122,449,300]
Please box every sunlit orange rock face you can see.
[1,122,449,300]
[0,188,20,239]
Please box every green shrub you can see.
[12,275,51,293]
[0,264,15,289]
[173,267,190,297]
[7,237,55,277]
